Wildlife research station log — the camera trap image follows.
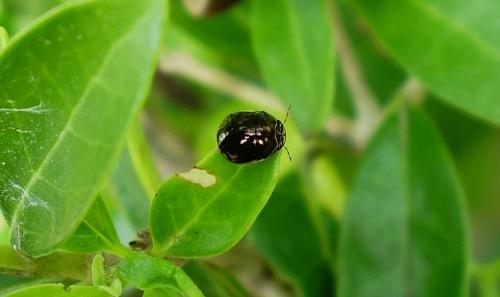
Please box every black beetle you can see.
[217,111,286,164]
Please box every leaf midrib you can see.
[8,6,153,237]
[161,166,244,252]
[81,219,118,248]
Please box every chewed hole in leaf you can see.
[177,168,216,188]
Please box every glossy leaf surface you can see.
[115,252,203,297]
[0,0,164,256]
[339,106,468,296]
[251,0,335,132]
[351,0,500,125]
[251,171,335,297]
[151,150,281,258]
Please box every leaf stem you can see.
[395,77,427,106]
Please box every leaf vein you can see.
[8,11,153,238]
[162,166,244,251]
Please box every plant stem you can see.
[396,77,427,106]
[159,51,283,111]
[328,0,381,148]
[324,115,355,142]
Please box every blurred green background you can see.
[1,0,499,296]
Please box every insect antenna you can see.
[283,104,292,123]
[284,146,292,162]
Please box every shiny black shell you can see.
[217,111,286,163]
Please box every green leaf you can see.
[350,0,500,126]
[0,213,8,244]
[61,196,124,255]
[109,146,151,232]
[424,98,500,262]
[251,0,335,133]
[143,288,186,297]
[166,1,258,80]
[0,26,8,51]
[126,120,162,199]
[0,274,49,296]
[0,245,92,282]
[309,155,347,220]
[4,284,112,297]
[91,254,122,297]
[151,150,281,258]
[92,254,107,287]
[0,0,164,257]
[473,259,500,297]
[108,120,161,230]
[115,252,203,297]
[100,279,121,297]
[183,261,251,297]
[338,105,469,296]
[250,171,336,297]
[0,0,58,34]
